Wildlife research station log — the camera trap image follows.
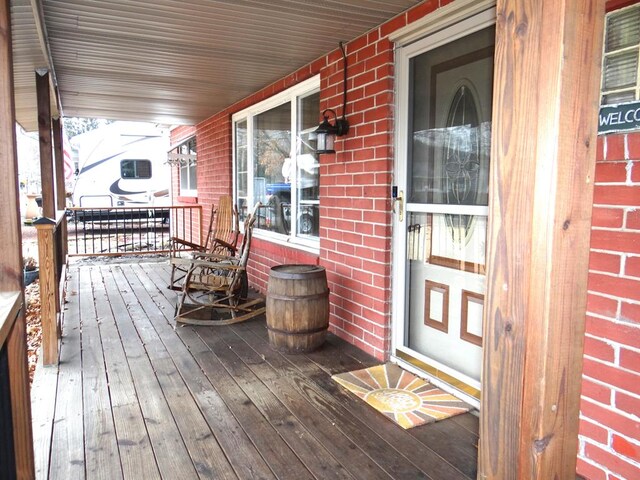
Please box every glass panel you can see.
[254,103,291,234]
[603,50,639,90]
[602,90,636,105]
[408,27,494,205]
[606,6,640,52]
[188,163,197,190]
[235,120,248,219]
[120,159,151,179]
[297,92,320,238]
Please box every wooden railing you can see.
[34,210,68,365]
[66,205,203,256]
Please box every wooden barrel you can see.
[266,264,329,354]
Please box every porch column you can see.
[0,0,36,477]
[36,69,55,219]
[479,1,605,479]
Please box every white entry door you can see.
[392,10,495,408]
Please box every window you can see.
[120,159,152,179]
[233,76,320,247]
[601,4,640,105]
[169,137,197,196]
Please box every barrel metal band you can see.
[267,291,328,301]
[267,325,327,336]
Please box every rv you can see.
[71,121,170,210]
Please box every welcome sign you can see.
[599,101,640,134]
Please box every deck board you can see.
[34,259,479,480]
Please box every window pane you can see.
[121,159,152,179]
[297,93,320,238]
[188,164,197,190]
[254,103,291,234]
[602,90,636,105]
[235,120,248,219]
[180,165,189,190]
[606,7,640,52]
[299,91,321,131]
[409,26,494,206]
[603,50,639,90]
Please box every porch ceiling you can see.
[11,0,421,131]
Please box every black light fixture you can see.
[314,42,349,154]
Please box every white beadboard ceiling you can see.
[11,0,421,131]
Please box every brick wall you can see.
[577,132,640,480]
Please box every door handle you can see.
[393,190,404,222]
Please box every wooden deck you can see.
[31,259,479,480]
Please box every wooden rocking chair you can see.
[174,203,264,326]
[169,195,239,289]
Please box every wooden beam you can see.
[479,1,604,479]
[36,70,55,219]
[0,0,36,478]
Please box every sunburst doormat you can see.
[332,363,471,429]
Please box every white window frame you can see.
[601,3,640,106]
[232,75,320,252]
[174,137,197,197]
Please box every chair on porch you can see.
[169,195,239,289]
[174,202,264,326]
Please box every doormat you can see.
[332,363,471,429]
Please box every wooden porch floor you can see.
[31,260,479,480]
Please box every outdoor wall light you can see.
[314,109,349,154]
[314,41,349,155]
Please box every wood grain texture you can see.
[36,70,55,219]
[1,2,35,476]
[35,221,59,365]
[479,1,605,478]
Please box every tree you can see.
[63,117,112,139]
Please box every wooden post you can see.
[36,69,55,219]
[0,0,36,477]
[479,1,605,479]
[34,218,59,365]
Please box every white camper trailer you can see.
[71,122,170,208]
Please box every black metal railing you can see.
[67,206,203,256]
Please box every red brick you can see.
[628,209,640,230]
[581,398,640,442]
[616,390,640,418]
[594,162,629,183]
[576,458,607,480]
[586,316,640,349]
[632,161,640,182]
[583,357,640,396]
[579,418,610,444]
[606,134,626,161]
[380,13,407,38]
[589,251,622,274]
[581,377,612,404]
[590,230,640,255]
[407,0,439,23]
[596,136,605,162]
[593,185,640,207]
[619,347,640,372]
[612,434,640,463]
[591,207,624,228]
[626,256,640,278]
[588,272,640,302]
[620,301,640,324]
[585,442,640,480]
[584,336,616,362]
[586,293,618,318]
[627,132,640,159]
